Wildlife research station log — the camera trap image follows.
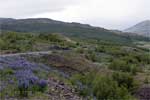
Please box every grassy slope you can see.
[1,18,149,45]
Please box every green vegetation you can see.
[2,18,149,44]
[0,31,149,99]
[70,72,135,99]
[0,32,35,52]
[112,72,139,92]
[0,32,76,53]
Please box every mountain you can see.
[0,18,15,24]
[0,18,149,44]
[124,20,150,37]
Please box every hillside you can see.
[0,18,150,100]
[0,32,150,100]
[1,18,147,44]
[124,20,150,37]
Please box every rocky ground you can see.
[47,77,83,100]
[135,85,150,100]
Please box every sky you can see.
[0,0,149,30]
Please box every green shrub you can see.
[109,59,140,74]
[109,59,129,71]
[93,75,132,100]
[144,76,150,84]
[71,72,134,99]
[112,72,139,92]
[0,39,5,49]
[1,68,14,76]
[38,34,63,42]
[0,32,35,52]
[86,52,97,62]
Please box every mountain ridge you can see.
[0,18,149,44]
[124,20,150,37]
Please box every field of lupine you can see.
[0,55,45,94]
[0,53,81,99]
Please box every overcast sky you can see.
[0,0,149,30]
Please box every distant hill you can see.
[0,18,149,44]
[124,20,150,37]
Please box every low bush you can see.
[71,72,134,99]
[112,72,139,93]
[109,59,140,74]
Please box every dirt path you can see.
[0,51,52,57]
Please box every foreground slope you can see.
[0,32,150,100]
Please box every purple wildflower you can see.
[38,79,48,88]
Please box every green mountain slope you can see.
[0,18,149,44]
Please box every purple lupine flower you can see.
[0,64,4,70]
[38,79,48,88]
[29,76,39,84]
[0,56,51,72]
[0,56,57,93]
[18,79,29,89]
[15,69,39,85]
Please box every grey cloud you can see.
[0,0,149,29]
[0,0,80,18]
